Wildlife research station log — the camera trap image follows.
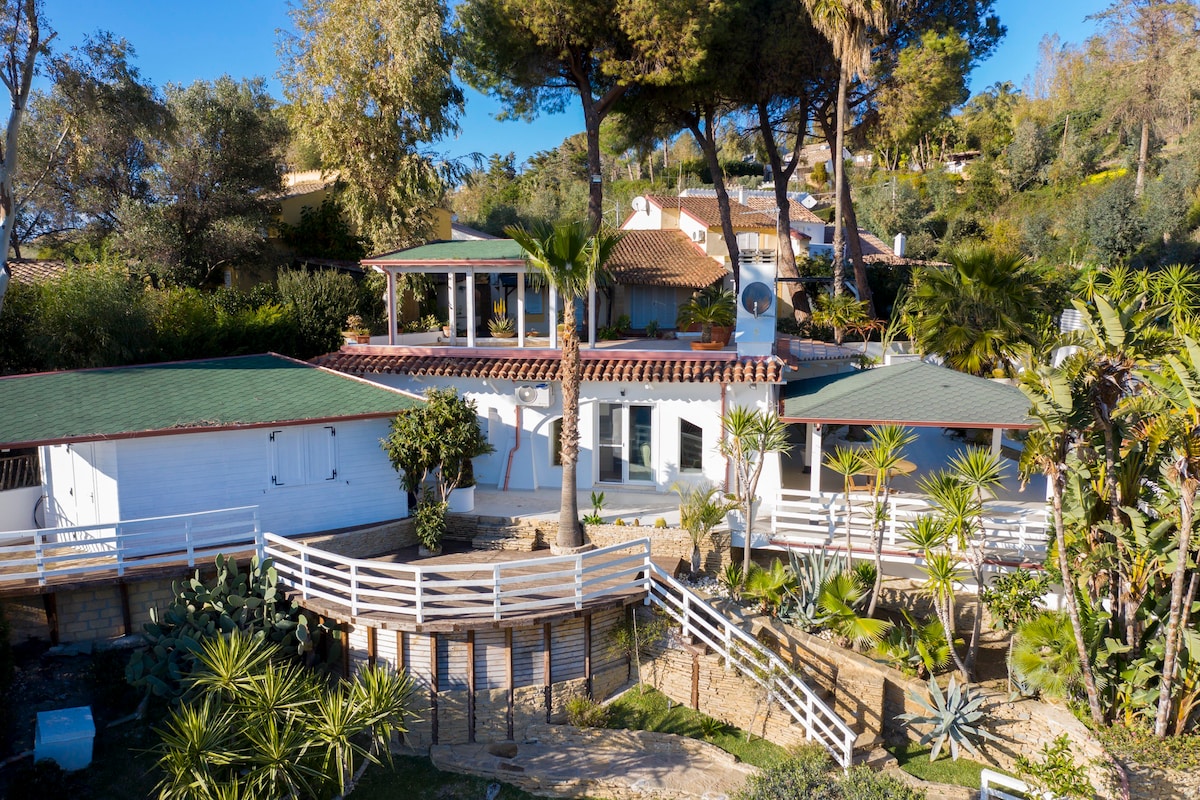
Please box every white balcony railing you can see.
[0,506,261,587]
[647,563,856,768]
[771,489,1049,567]
[263,533,651,624]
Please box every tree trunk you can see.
[687,109,740,283]
[938,589,971,681]
[965,554,984,676]
[0,0,45,315]
[1154,482,1195,736]
[818,112,874,317]
[867,490,884,618]
[583,105,604,232]
[1134,119,1149,199]
[1052,464,1106,726]
[557,296,584,550]
[831,59,849,297]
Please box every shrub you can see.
[608,609,669,660]
[733,746,837,800]
[125,554,338,699]
[565,695,609,728]
[1015,734,1093,800]
[414,499,448,551]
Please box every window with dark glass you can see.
[679,419,703,473]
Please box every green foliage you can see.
[676,285,736,343]
[818,573,892,647]
[278,194,367,261]
[125,554,338,700]
[875,609,954,678]
[413,498,448,551]
[1015,734,1094,800]
[898,676,997,762]
[674,481,735,573]
[565,695,610,728]
[277,268,361,357]
[781,549,841,631]
[152,631,417,800]
[744,559,796,617]
[1097,723,1200,771]
[608,609,669,660]
[982,571,1049,631]
[734,748,927,800]
[719,563,745,599]
[1011,612,1082,700]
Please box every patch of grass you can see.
[605,686,790,768]
[887,741,1000,789]
[352,755,552,800]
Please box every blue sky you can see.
[46,0,1107,166]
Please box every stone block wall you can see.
[299,518,418,559]
[586,524,731,574]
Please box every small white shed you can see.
[0,353,423,537]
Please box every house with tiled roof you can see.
[0,353,423,541]
[317,236,823,501]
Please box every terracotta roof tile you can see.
[742,196,826,225]
[7,259,71,284]
[316,349,782,384]
[644,195,777,229]
[608,230,727,287]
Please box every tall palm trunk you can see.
[831,58,848,298]
[558,296,583,549]
[1155,481,1196,736]
[1051,463,1106,726]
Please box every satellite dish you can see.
[630,196,648,214]
[741,282,774,318]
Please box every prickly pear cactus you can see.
[126,554,340,699]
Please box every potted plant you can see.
[345,314,371,344]
[446,458,477,513]
[441,318,453,338]
[673,482,736,575]
[488,300,516,338]
[381,388,495,554]
[676,286,736,350]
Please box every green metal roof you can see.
[0,354,422,447]
[781,361,1034,429]
[366,239,527,263]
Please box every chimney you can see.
[737,187,746,204]
[893,233,907,257]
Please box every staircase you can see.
[646,563,857,768]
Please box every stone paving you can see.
[428,723,758,800]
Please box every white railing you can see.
[646,563,856,769]
[264,533,651,624]
[0,506,261,587]
[981,770,1047,800]
[771,489,1049,566]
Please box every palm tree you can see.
[507,221,623,551]
[719,406,792,579]
[823,445,868,566]
[807,0,890,304]
[859,424,915,617]
[900,246,1046,377]
[676,285,736,343]
[673,481,736,574]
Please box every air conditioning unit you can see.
[514,384,552,407]
[690,229,706,243]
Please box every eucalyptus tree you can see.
[280,0,464,252]
[507,221,621,550]
[0,0,51,315]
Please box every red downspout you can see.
[503,405,523,491]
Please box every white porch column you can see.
[447,271,457,344]
[808,423,823,495]
[549,285,559,349]
[465,269,477,348]
[991,427,1003,457]
[386,270,397,346]
[586,281,596,349]
[517,273,527,348]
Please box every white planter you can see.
[447,485,476,513]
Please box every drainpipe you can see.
[503,405,523,491]
[720,383,730,493]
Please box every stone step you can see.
[853,745,896,768]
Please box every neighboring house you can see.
[621,194,780,273]
[321,238,828,503]
[605,229,729,330]
[5,259,73,285]
[451,221,499,241]
[0,353,422,536]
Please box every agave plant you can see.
[781,549,841,630]
[898,676,998,761]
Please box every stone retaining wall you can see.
[298,518,418,559]
[587,524,731,573]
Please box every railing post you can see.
[254,512,264,563]
[806,692,815,740]
[350,563,359,616]
[643,544,652,603]
[115,522,125,577]
[574,554,584,610]
[493,563,502,620]
[301,550,311,600]
[185,517,194,567]
[681,592,691,641]
[34,528,45,587]
[415,567,424,624]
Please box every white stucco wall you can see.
[0,485,42,531]
[112,418,406,536]
[361,373,782,512]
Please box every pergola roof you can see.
[364,239,527,266]
[780,361,1034,429]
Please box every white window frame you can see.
[270,425,338,488]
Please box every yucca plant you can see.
[673,481,736,574]
[718,562,744,599]
[898,676,998,761]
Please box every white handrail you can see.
[0,506,261,587]
[645,563,856,769]
[981,769,1047,800]
[263,533,652,624]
